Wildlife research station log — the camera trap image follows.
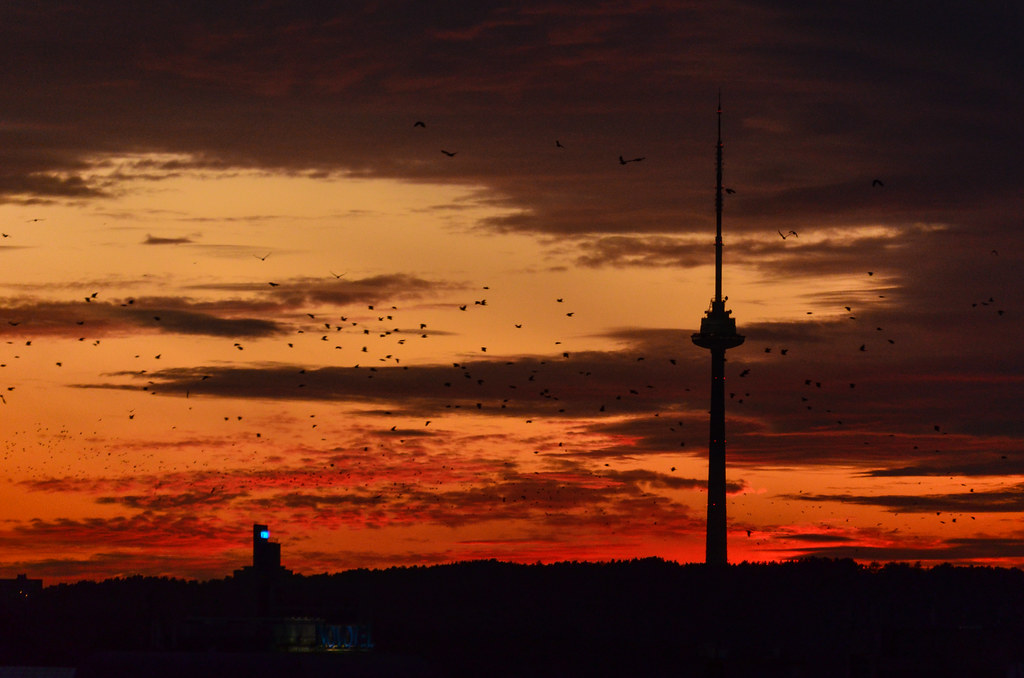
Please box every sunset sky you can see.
[2,1,1022,582]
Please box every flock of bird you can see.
[0,120,1016,563]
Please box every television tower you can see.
[691,95,744,565]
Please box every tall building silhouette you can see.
[691,96,744,565]
[234,523,291,580]
[252,523,281,571]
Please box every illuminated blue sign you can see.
[260,530,270,540]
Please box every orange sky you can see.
[1,2,1022,582]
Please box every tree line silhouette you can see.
[2,558,1023,677]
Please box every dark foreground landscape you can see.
[3,558,1023,677]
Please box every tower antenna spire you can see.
[715,89,723,303]
[692,92,744,566]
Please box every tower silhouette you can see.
[691,95,744,565]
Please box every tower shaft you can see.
[706,346,728,564]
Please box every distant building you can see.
[0,573,42,601]
[178,617,373,652]
[252,523,282,571]
[234,523,293,579]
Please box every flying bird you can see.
[555,140,564,148]
[441,150,457,157]
[254,252,270,261]
[872,179,884,187]
[619,155,645,165]
[777,230,798,239]
[413,121,426,128]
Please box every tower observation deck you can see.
[691,96,744,565]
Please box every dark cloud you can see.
[16,450,704,539]
[186,273,459,308]
[0,514,247,580]
[787,537,1024,565]
[0,172,105,201]
[783,532,855,543]
[573,235,708,269]
[248,466,701,532]
[90,348,703,419]
[143,233,194,245]
[122,306,285,337]
[63,305,1020,473]
[95,490,249,511]
[864,457,1024,478]
[0,1,1018,246]
[0,513,236,551]
[783,482,1024,514]
[0,273,458,339]
[602,468,745,495]
[0,298,285,338]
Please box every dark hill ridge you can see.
[3,558,1023,677]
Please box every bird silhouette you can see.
[555,140,564,148]
[254,252,270,261]
[619,155,645,165]
[872,179,884,187]
[413,121,426,128]
[441,150,457,157]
